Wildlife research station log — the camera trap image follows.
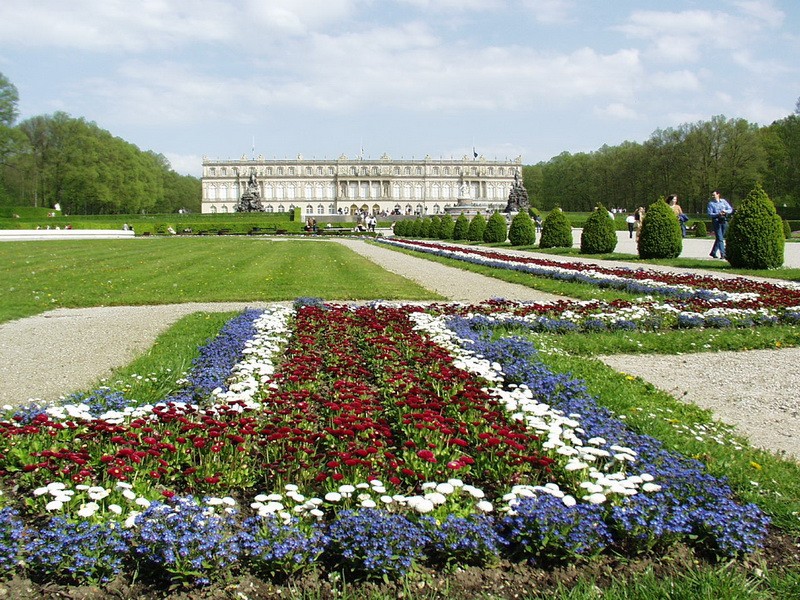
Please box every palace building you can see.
[201,153,522,217]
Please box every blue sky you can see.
[0,0,797,177]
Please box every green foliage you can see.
[409,218,422,237]
[580,204,617,254]
[726,184,784,269]
[694,220,708,237]
[452,214,469,240]
[428,216,442,239]
[438,213,454,239]
[0,72,18,126]
[419,217,432,238]
[482,211,508,243]
[539,208,573,248]
[466,213,487,242]
[637,198,682,259]
[782,218,792,240]
[508,210,536,246]
[393,219,407,236]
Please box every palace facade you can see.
[201,153,522,216]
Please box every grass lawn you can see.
[0,237,443,323]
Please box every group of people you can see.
[622,191,733,258]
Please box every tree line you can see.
[0,72,200,215]
[523,104,800,215]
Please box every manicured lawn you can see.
[0,237,443,323]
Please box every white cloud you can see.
[520,0,576,24]
[595,102,638,120]
[164,152,203,177]
[733,0,785,28]
[649,70,701,92]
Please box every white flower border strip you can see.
[409,312,661,511]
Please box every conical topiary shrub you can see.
[580,204,617,254]
[539,208,573,249]
[466,213,487,242]
[508,210,536,246]
[428,216,442,239]
[409,218,422,237]
[483,212,508,243]
[393,219,407,236]
[726,184,784,269]
[419,217,432,238]
[452,214,469,240]
[637,198,682,259]
[439,213,455,239]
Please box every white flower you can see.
[476,500,494,513]
[360,499,377,508]
[45,500,63,512]
[642,482,662,493]
[108,504,123,515]
[324,492,342,503]
[135,497,151,508]
[562,495,577,507]
[77,502,99,518]
[412,498,435,514]
[584,493,607,505]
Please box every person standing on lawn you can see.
[707,190,733,259]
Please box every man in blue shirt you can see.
[707,190,733,259]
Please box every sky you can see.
[0,0,798,178]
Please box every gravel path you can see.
[1,238,797,462]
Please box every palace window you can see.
[210,206,217,213]
[317,205,325,214]
[266,205,274,213]
[278,204,285,212]
[209,167,216,176]
[306,204,314,214]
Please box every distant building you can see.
[201,153,522,216]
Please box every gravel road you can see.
[1,237,796,462]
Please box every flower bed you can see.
[0,301,769,588]
[380,238,800,331]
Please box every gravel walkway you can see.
[1,238,797,462]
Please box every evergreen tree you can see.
[637,198,682,259]
[428,215,442,239]
[539,208,573,248]
[439,213,455,239]
[726,184,784,268]
[508,210,536,246]
[466,213,487,242]
[452,214,469,240]
[483,211,508,243]
[419,217,431,238]
[580,204,617,254]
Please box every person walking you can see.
[625,214,636,238]
[707,190,733,259]
[633,206,646,241]
[668,194,687,238]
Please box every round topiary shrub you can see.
[580,204,617,254]
[637,198,682,259]
[508,210,536,246]
[693,220,707,237]
[539,208,573,249]
[726,184,784,269]
[452,214,469,240]
[467,213,487,242]
[439,213,455,239]
[483,212,508,243]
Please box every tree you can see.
[539,208,572,248]
[508,209,535,246]
[726,184,784,269]
[637,198,682,259]
[580,204,617,254]
[452,214,469,240]
[0,73,18,127]
[466,213,486,242]
[439,213,454,239]
[483,211,508,243]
